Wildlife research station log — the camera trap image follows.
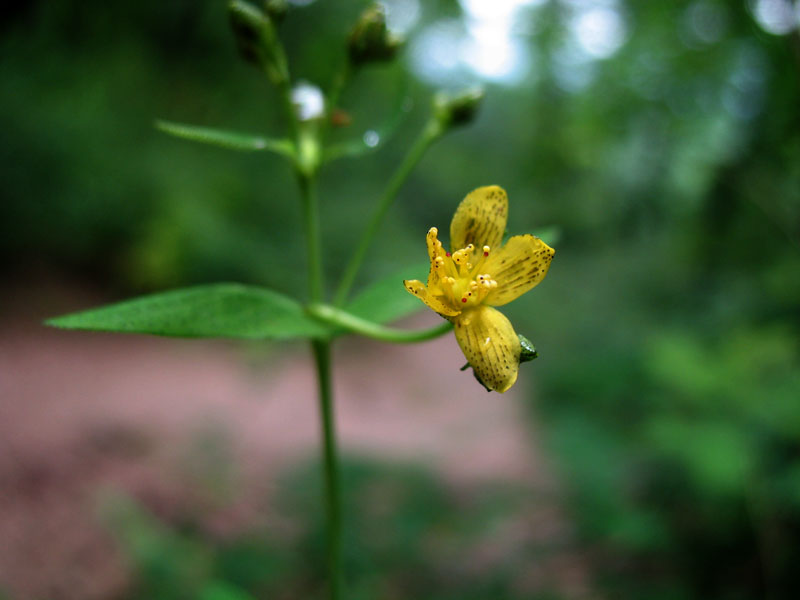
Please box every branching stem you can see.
[308,303,452,343]
[333,119,443,306]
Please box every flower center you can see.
[427,227,498,311]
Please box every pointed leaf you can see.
[46,284,330,340]
[156,119,294,155]
[346,263,429,324]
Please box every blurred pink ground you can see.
[0,281,594,599]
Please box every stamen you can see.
[421,231,499,312]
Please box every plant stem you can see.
[263,24,342,599]
[307,303,452,343]
[298,175,324,302]
[312,338,343,600]
[333,119,443,306]
[326,62,351,128]
[296,120,341,600]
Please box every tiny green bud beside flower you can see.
[518,334,538,363]
[433,87,486,131]
[348,3,404,67]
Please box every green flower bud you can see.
[263,0,288,23]
[518,334,538,363]
[347,4,404,67]
[228,0,287,84]
[433,87,485,131]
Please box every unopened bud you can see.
[518,334,538,363]
[228,0,287,84]
[433,87,485,130]
[263,0,288,22]
[348,4,403,67]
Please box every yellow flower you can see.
[404,186,555,393]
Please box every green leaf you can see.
[155,119,294,155]
[346,263,429,324]
[46,284,330,340]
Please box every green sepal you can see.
[156,120,294,155]
[46,284,331,340]
[345,262,429,324]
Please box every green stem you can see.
[260,20,341,599]
[308,303,453,343]
[298,175,324,302]
[312,338,343,600]
[333,119,443,306]
[326,63,352,126]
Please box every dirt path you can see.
[0,281,594,599]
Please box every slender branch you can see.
[308,303,453,343]
[326,62,352,125]
[333,119,444,306]
[312,339,343,600]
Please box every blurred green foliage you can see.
[4,0,800,598]
[102,458,561,600]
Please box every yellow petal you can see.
[450,185,508,252]
[403,279,461,317]
[483,235,554,306]
[453,306,521,393]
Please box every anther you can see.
[483,245,490,257]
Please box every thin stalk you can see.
[308,303,452,343]
[298,175,324,302]
[262,21,341,600]
[326,62,352,127]
[312,338,343,600]
[333,119,443,306]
